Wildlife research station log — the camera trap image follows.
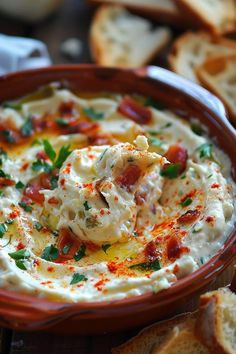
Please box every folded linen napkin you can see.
[0,34,51,75]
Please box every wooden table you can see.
[0,1,235,353]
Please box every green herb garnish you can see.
[55,118,69,126]
[41,245,59,261]
[180,197,193,207]
[50,175,58,189]
[196,143,213,159]
[5,219,14,225]
[42,140,72,170]
[34,222,42,231]
[191,123,203,136]
[2,130,15,143]
[43,139,56,162]
[18,201,32,213]
[15,181,25,189]
[148,137,165,148]
[0,223,8,238]
[102,243,111,254]
[144,97,165,110]
[31,159,52,174]
[83,201,91,211]
[21,117,33,137]
[83,107,104,121]
[74,244,86,261]
[160,164,180,179]
[8,249,30,260]
[70,273,88,285]
[62,244,71,255]
[129,259,161,272]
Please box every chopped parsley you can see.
[31,159,52,173]
[2,101,22,110]
[42,140,72,170]
[144,97,165,110]
[50,175,58,189]
[31,139,42,147]
[55,118,69,126]
[52,230,59,237]
[148,137,165,148]
[0,147,7,159]
[191,123,203,136]
[34,222,42,231]
[180,197,193,207]
[83,107,104,121]
[98,148,108,162]
[129,259,161,272]
[0,223,8,238]
[18,201,32,213]
[15,181,25,189]
[43,139,56,162]
[2,130,15,143]
[102,243,111,254]
[70,273,88,285]
[207,174,213,179]
[83,201,91,211]
[196,143,213,159]
[5,219,14,225]
[8,248,30,270]
[21,117,33,137]
[41,245,59,261]
[74,244,86,261]
[160,164,180,179]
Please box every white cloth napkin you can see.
[0,34,51,75]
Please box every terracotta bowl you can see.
[0,65,235,334]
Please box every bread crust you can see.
[87,0,184,26]
[176,0,236,35]
[196,54,236,121]
[90,5,171,68]
[168,31,236,83]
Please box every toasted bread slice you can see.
[88,0,183,25]
[90,5,171,68]
[196,54,236,121]
[112,312,197,354]
[177,0,236,35]
[196,288,236,354]
[169,31,236,83]
[153,322,210,354]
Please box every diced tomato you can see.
[23,181,44,204]
[36,151,48,161]
[164,144,188,174]
[117,96,152,125]
[167,237,189,260]
[0,177,15,186]
[177,209,200,224]
[58,101,74,116]
[116,164,142,192]
[57,227,82,261]
[63,121,99,135]
[145,241,159,262]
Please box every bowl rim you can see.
[0,64,235,325]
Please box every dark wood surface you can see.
[0,1,235,353]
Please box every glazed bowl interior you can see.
[0,65,235,334]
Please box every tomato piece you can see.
[167,237,189,260]
[58,101,74,116]
[57,227,82,261]
[117,96,152,125]
[0,177,15,186]
[23,181,44,204]
[164,144,188,174]
[63,121,99,135]
[116,164,142,192]
[145,241,159,262]
[177,210,200,224]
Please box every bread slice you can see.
[88,0,183,25]
[112,312,197,354]
[152,322,210,354]
[196,288,236,354]
[169,31,236,83]
[196,54,236,121]
[90,5,171,68]
[176,0,236,35]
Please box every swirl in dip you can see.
[0,86,234,302]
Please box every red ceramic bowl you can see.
[0,65,235,334]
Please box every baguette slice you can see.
[196,54,236,121]
[176,0,236,35]
[90,5,171,68]
[196,288,236,354]
[169,32,236,83]
[88,0,183,25]
[153,322,210,354]
[112,312,197,354]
